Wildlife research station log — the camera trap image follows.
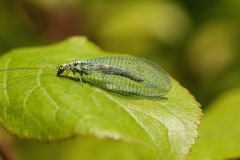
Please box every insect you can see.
[0,57,172,99]
[57,57,172,99]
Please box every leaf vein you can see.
[125,107,171,151]
[23,85,42,127]
[99,91,172,152]
[3,58,12,118]
[37,69,62,130]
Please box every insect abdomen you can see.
[88,64,144,82]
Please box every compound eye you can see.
[57,66,63,70]
[57,65,65,76]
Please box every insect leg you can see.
[65,70,71,76]
[77,72,83,86]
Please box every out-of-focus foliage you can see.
[0,0,240,159]
[0,1,41,53]
[189,88,240,159]
[7,133,161,160]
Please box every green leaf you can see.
[0,36,202,160]
[189,88,240,159]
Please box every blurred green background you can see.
[1,0,240,159]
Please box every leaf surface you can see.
[0,37,202,160]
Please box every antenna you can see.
[0,67,56,72]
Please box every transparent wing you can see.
[81,57,172,98]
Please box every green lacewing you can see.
[1,56,172,99]
[57,57,172,98]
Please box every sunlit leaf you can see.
[0,36,202,160]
